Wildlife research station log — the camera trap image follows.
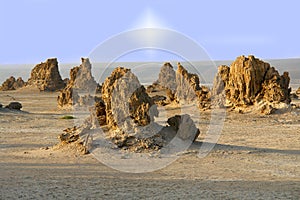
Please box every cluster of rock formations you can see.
[58,66,200,153]
[0,76,25,91]
[0,55,297,153]
[212,55,291,114]
[27,58,65,91]
[148,62,211,109]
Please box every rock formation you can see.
[0,76,25,91]
[67,58,98,92]
[57,66,201,153]
[149,62,211,109]
[166,114,200,142]
[211,65,230,107]
[27,58,65,91]
[212,55,291,112]
[155,62,177,92]
[295,87,300,96]
[101,67,157,130]
[57,58,98,109]
[57,84,79,109]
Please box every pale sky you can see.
[1,0,300,64]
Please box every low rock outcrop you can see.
[0,76,25,91]
[212,55,291,113]
[5,102,22,110]
[27,58,65,91]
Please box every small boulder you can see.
[5,102,22,110]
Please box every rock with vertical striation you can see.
[212,55,291,113]
[0,76,25,91]
[102,67,157,130]
[57,58,99,109]
[27,58,65,91]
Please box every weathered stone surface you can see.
[226,55,290,106]
[102,67,157,130]
[58,126,89,154]
[212,55,291,113]
[27,58,65,91]
[0,76,25,91]
[101,67,131,128]
[57,58,98,109]
[151,62,211,109]
[211,65,230,108]
[5,102,22,110]
[212,65,230,96]
[175,62,200,103]
[155,62,176,92]
[296,87,300,96]
[57,84,79,109]
[166,114,200,142]
[69,58,98,92]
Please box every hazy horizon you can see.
[1,58,299,88]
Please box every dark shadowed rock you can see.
[27,58,65,91]
[0,76,25,91]
[5,102,22,110]
[166,114,200,142]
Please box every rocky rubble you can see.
[212,55,291,113]
[27,58,65,91]
[0,76,25,91]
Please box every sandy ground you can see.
[0,89,300,199]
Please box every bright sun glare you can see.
[132,8,169,29]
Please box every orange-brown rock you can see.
[0,76,25,91]
[153,62,211,109]
[296,87,300,96]
[27,58,65,91]
[212,55,291,111]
